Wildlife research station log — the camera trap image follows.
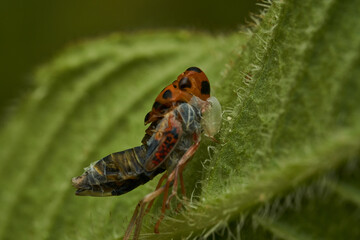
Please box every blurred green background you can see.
[2,1,360,239]
[0,0,257,116]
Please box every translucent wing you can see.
[144,112,183,171]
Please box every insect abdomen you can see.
[72,145,164,196]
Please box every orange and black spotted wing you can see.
[144,66,210,126]
[144,112,183,171]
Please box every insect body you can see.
[142,66,211,144]
[72,145,163,197]
[72,100,202,197]
[144,66,210,126]
[72,67,222,240]
[124,96,220,240]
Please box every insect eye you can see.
[179,77,192,90]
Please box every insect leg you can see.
[123,185,166,240]
[145,173,168,214]
[175,166,188,212]
[166,135,200,206]
[154,134,201,233]
[166,166,180,206]
[123,202,140,240]
[154,177,172,233]
[179,170,186,196]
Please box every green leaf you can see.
[0,32,242,240]
[1,0,360,239]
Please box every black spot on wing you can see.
[186,67,202,73]
[179,77,192,90]
[153,101,161,110]
[144,112,150,123]
[153,101,170,113]
[201,81,210,95]
[162,89,172,99]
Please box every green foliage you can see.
[1,0,360,239]
[0,32,241,240]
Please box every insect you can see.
[72,67,222,240]
[142,66,211,144]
